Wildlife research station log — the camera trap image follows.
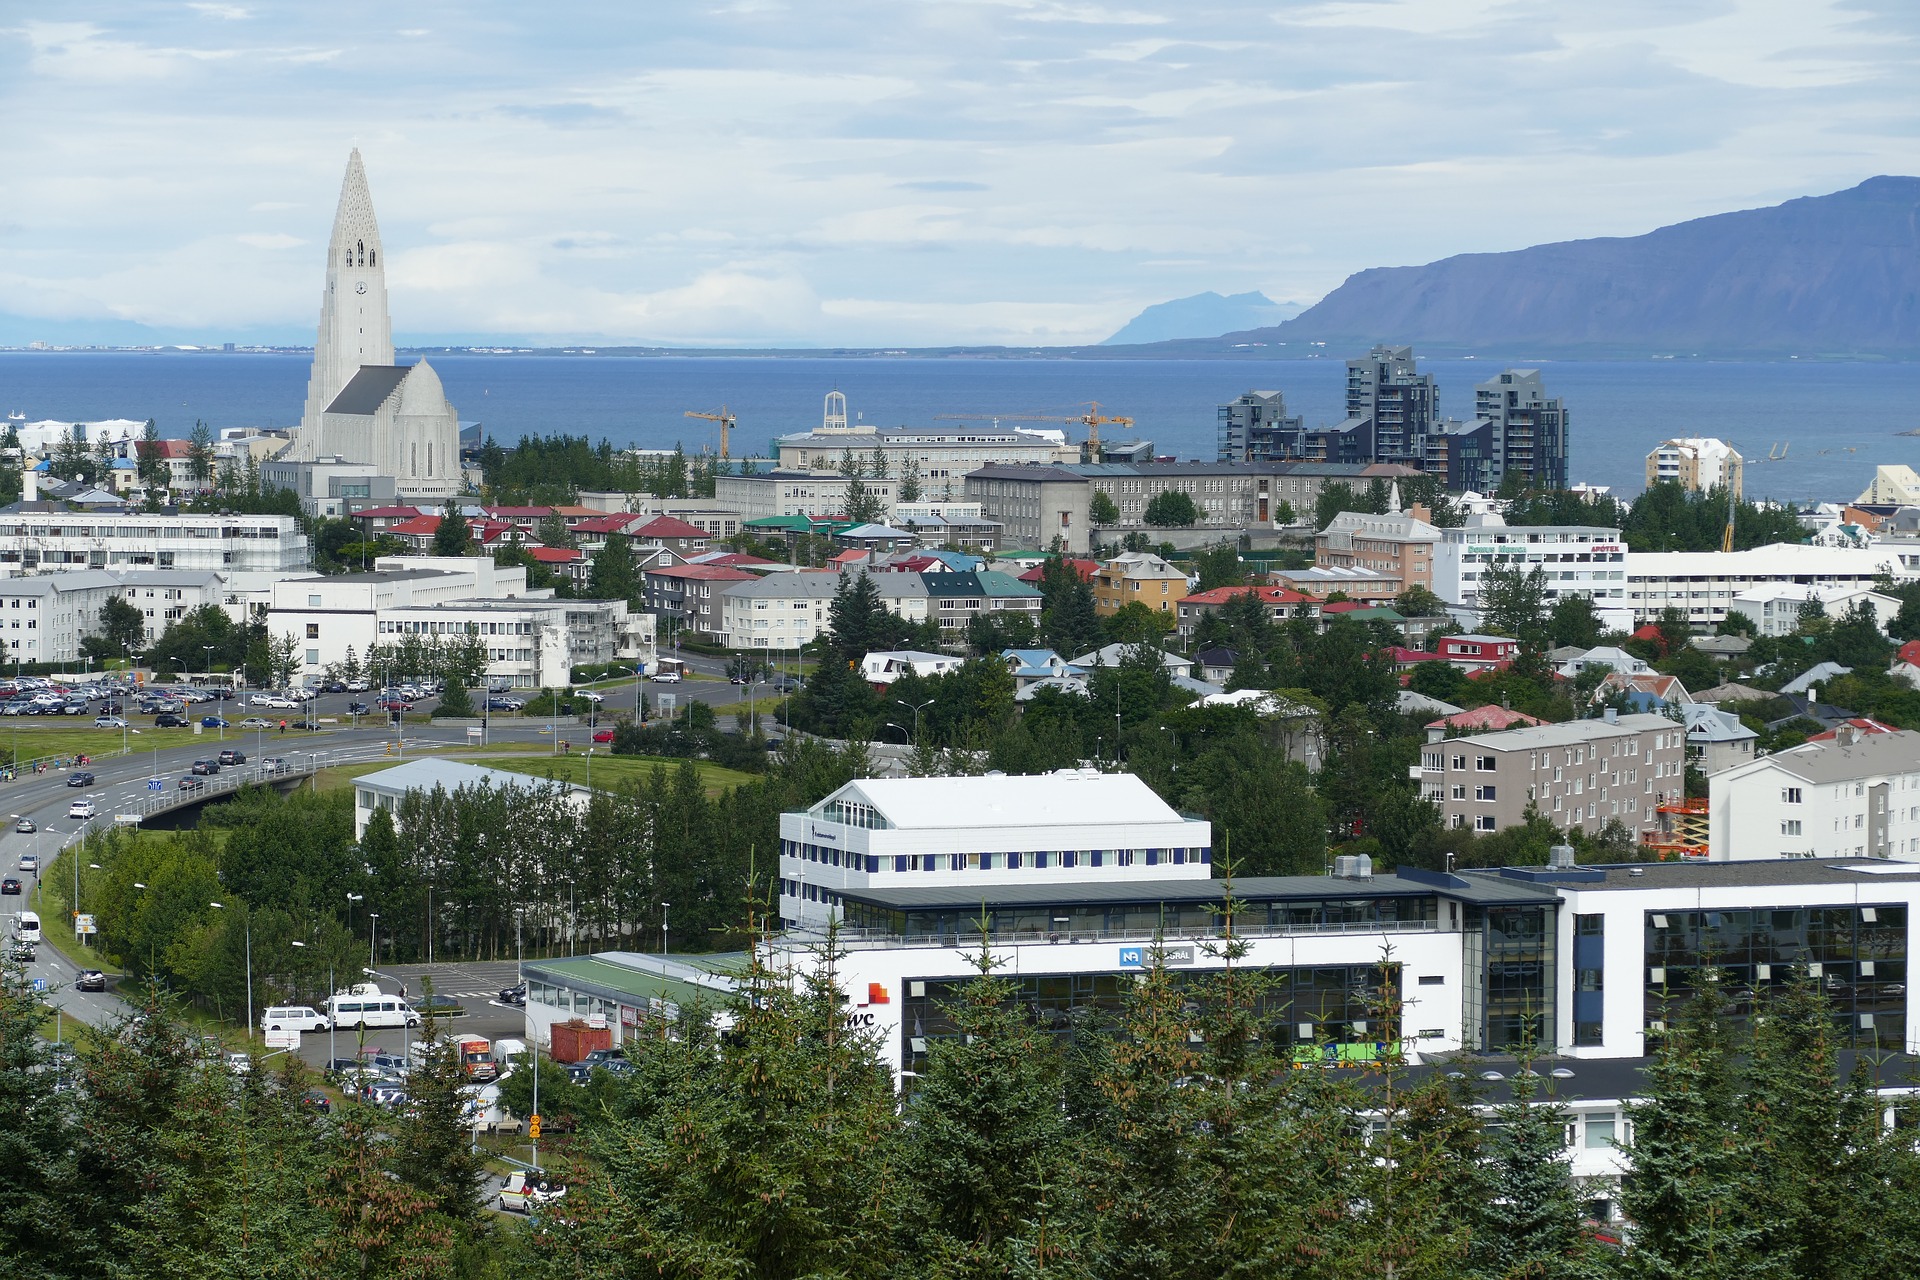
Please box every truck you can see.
[650,657,686,683]
[458,1035,497,1082]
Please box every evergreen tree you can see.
[432,500,471,556]
[588,533,641,604]
[187,419,216,483]
[1089,489,1119,524]
[1477,1048,1599,1279]
[388,992,491,1224]
[897,455,923,503]
[1142,489,1198,527]
[0,960,88,1271]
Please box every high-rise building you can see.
[1347,346,1438,469]
[1216,390,1303,462]
[1474,368,1568,491]
[290,150,462,502]
[1646,438,1742,497]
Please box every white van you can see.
[327,992,421,1029]
[261,1005,330,1034]
[11,911,40,943]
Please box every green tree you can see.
[1394,584,1446,618]
[588,533,641,605]
[136,417,166,489]
[86,595,148,662]
[432,499,471,556]
[1548,593,1604,649]
[897,455,923,503]
[1089,489,1120,524]
[843,475,884,524]
[1480,561,1550,641]
[535,511,576,549]
[186,419,215,483]
[1475,1047,1597,1279]
[1143,489,1198,527]
[389,997,491,1225]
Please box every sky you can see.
[2,0,1916,348]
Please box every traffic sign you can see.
[528,1115,541,1139]
[147,779,163,791]
[31,978,45,993]
[74,913,96,936]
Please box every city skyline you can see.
[3,0,1915,348]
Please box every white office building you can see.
[377,597,653,688]
[1431,514,1629,621]
[713,471,899,522]
[1728,583,1902,637]
[353,758,590,840]
[0,510,310,576]
[1625,543,1910,628]
[266,559,535,677]
[1709,727,1920,862]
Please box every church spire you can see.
[297,149,395,442]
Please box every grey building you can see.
[260,455,399,518]
[1682,703,1760,775]
[1474,368,1569,491]
[1216,390,1304,463]
[964,464,1093,554]
[1420,713,1686,837]
[1348,345,1439,470]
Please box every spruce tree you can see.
[388,989,491,1225]
[1476,1047,1600,1280]
[0,960,87,1272]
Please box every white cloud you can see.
[2,0,1915,346]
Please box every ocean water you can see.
[1,350,1915,501]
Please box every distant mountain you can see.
[1209,177,1920,358]
[1103,291,1302,345]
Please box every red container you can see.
[548,1018,612,1063]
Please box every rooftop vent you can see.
[1548,843,1577,870]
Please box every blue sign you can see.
[147,779,164,791]
[31,978,45,993]
[1118,947,1144,968]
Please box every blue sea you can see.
[1,350,1915,501]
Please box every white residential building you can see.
[377,597,653,688]
[0,570,124,665]
[713,471,899,521]
[0,510,310,576]
[1728,583,1902,637]
[717,571,839,649]
[1625,543,1910,628]
[858,650,962,685]
[1432,514,1627,615]
[266,560,535,677]
[1709,727,1920,861]
[1645,437,1744,497]
[110,571,229,648]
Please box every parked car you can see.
[201,716,230,729]
[498,1171,566,1214]
[498,984,526,1006]
[67,800,97,820]
[226,1052,252,1076]
[300,1089,331,1114]
[592,729,615,744]
[67,771,94,787]
[240,717,272,729]
[94,715,127,729]
[346,678,369,692]
[154,713,189,728]
[75,970,106,993]
[378,698,412,712]
[320,681,349,694]
[178,776,205,792]
[218,749,246,766]
[0,878,19,896]
[484,697,519,711]
[421,993,465,1016]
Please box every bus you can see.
[327,988,422,1030]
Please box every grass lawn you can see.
[0,722,324,767]
[468,751,757,797]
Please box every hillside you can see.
[1220,177,1920,358]
[1103,291,1300,344]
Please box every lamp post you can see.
[132,882,152,974]
[661,900,671,954]
[895,697,933,750]
[290,939,335,1067]
[346,892,362,943]
[368,913,379,966]
[208,901,252,1042]
[202,645,215,738]
[76,860,101,948]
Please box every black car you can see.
[320,681,349,694]
[421,993,465,1016]
[346,702,371,716]
[498,984,526,1006]
[300,1088,331,1114]
[67,771,94,787]
[75,970,106,993]
[217,749,245,766]
[154,713,189,728]
[191,759,220,776]
[0,878,19,896]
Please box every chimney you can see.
[22,466,35,503]
[1604,707,1618,724]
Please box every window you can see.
[1474,815,1496,832]
[1781,820,1803,836]
[1475,756,1496,772]
[1783,787,1803,804]
[1584,1117,1617,1149]
[1474,785,1497,802]
[305,623,319,639]
[1575,913,1605,936]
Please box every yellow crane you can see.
[683,406,735,459]
[932,401,1135,462]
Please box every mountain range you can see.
[1185,177,1920,358]
[1102,291,1301,344]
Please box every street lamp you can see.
[346,892,362,942]
[368,912,379,966]
[661,900,671,954]
[290,939,335,1067]
[75,860,101,948]
[208,901,253,1043]
[895,697,934,749]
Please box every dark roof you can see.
[1465,856,1920,893]
[325,365,413,415]
[1399,1050,1920,1107]
[921,570,984,598]
[835,871,1555,913]
[966,463,1089,483]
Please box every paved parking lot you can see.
[289,959,528,1073]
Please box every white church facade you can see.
[289,150,461,503]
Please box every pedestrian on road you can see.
[278,720,287,734]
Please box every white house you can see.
[1625,543,1910,628]
[717,571,839,650]
[859,650,962,685]
[1708,727,1920,861]
[1728,583,1902,637]
[353,758,591,840]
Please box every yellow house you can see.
[1092,552,1191,617]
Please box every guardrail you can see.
[93,742,404,825]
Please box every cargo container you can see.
[548,1018,611,1063]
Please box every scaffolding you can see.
[1640,797,1709,860]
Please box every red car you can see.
[377,698,412,712]
[592,729,614,744]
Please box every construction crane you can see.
[683,406,735,459]
[1721,477,1737,552]
[933,401,1135,462]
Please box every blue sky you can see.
[3,0,1915,347]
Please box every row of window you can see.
[781,839,1211,872]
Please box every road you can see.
[5,658,789,1042]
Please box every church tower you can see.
[299,149,395,438]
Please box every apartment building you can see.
[1348,345,1439,470]
[718,571,839,650]
[1646,438,1743,497]
[111,571,228,648]
[643,564,757,639]
[377,597,652,688]
[775,425,1074,499]
[0,510,310,576]
[1215,390,1304,463]
[1708,727,1920,861]
[1174,584,1322,641]
[1314,507,1440,592]
[1077,461,1423,539]
[264,559,535,673]
[1091,552,1189,617]
[1472,368,1569,492]
[712,470,899,522]
[1728,583,1901,637]
[965,464,1092,554]
[1420,712,1686,836]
